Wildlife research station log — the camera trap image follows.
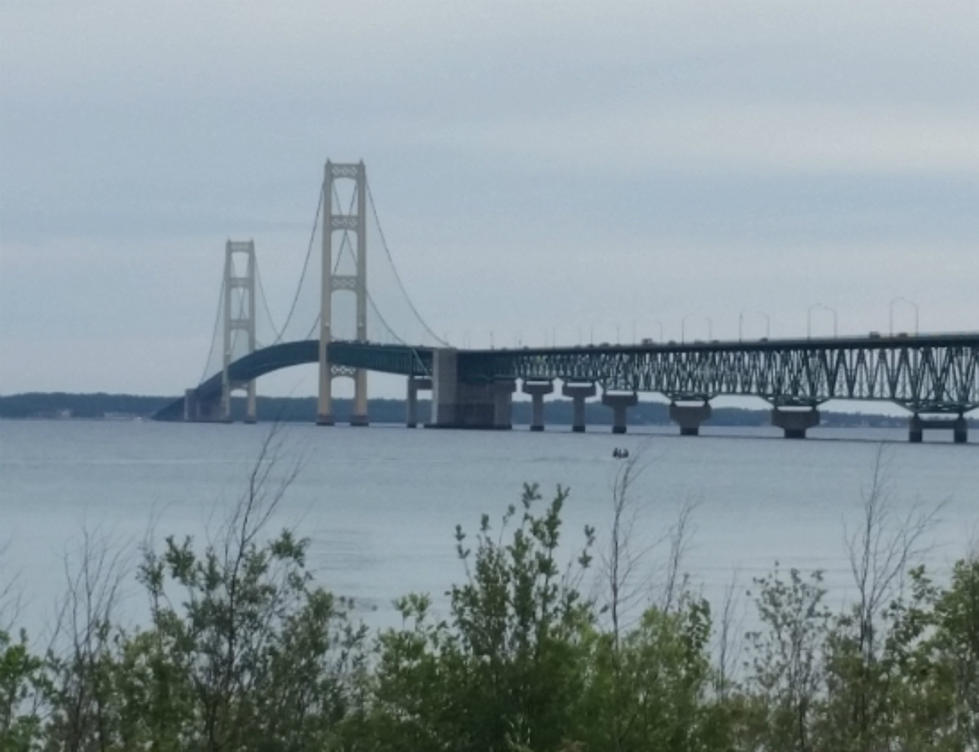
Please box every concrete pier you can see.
[406,376,432,428]
[910,413,969,444]
[668,400,712,436]
[522,380,554,431]
[184,388,223,422]
[771,407,820,439]
[602,391,638,434]
[492,379,517,429]
[562,382,596,432]
[427,349,514,429]
[955,415,969,444]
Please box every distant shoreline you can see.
[3,391,974,428]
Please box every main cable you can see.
[365,179,449,346]
[254,260,280,345]
[271,184,324,344]
[199,276,225,385]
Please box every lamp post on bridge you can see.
[807,303,838,338]
[633,318,665,342]
[681,315,711,343]
[739,310,771,341]
[889,296,919,336]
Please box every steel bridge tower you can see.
[222,239,257,422]
[317,160,368,426]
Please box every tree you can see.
[43,528,128,751]
[928,557,979,750]
[132,425,366,751]
[0,628,46,750]
[361,483,596,752]
[743,564,831,752]
[813,446,942,752]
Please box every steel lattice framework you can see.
[458,333,979,413]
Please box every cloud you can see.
[1,0,976,395]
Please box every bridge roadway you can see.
[155,332,979,442]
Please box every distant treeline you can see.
[0,391,958,428]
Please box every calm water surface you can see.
[1,419,976,634]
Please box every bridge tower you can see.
[221,240,257,422]
[317,160,368,426]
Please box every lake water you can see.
[1,419,976,638]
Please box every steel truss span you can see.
[459,333,979,413]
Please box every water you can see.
[1,419,976,637]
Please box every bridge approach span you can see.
[460,332,979,414]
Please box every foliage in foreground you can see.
[1,474,977,751]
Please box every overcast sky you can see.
[1,0,977,400]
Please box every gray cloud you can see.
[1,0,976,396]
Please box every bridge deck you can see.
[153,332,979,420]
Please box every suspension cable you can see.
[303,313,320,341]
[366,178,449,346]
[254,260,280,344]
[270,184,324,344]
[199,277,225,385]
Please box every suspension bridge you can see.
[153,160,979,444]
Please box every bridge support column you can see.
[522,380,553,431]
[910,413,969,444]
[955,416,969,444]
[244,391,256,424]
[406,376,432,428]
[222,240,257,423]
[669,400,712,436]
[771,407,820,439]
[492,379,516,430]
[183,389,197,422]
[909,415,923,443]
[429,348,458,427]
[562,382,596,432]
[183,389,224,422]
[602,391,638,434]
[350,369,369,427]
[318,160,369,427]
[427,348,512,429]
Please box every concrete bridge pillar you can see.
[954,415,969,444]
[602,391,638,434]
[350,371,369,426]
[562,382,596,432]
[492,379,517,430]
[183,389,225,422]
[771,407,820,439]
[669,400,712,436]
[427,348,513,429]
[183,389,198,422]
[910,413,969,444]
[406,376,432,428]
[909,414,923,443]
[429,348,459,427]
[522,380,553,431]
